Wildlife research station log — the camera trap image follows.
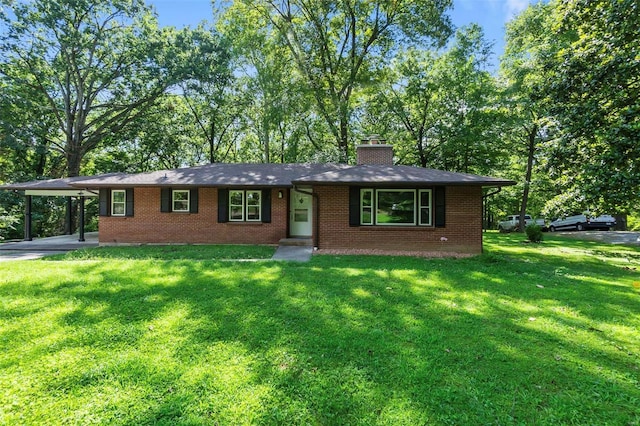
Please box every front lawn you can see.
[1,233,639,425]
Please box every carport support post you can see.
[24,194,33,241]
[78,196,85,242]
[65,196,73,235]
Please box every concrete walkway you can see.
[0,232,98,261]
[271,245,313,262]
[0,232,315,262]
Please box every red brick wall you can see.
[356,144,394,165]
[99,187,288,245]
[315,185,484,254]
[100,185,484,253]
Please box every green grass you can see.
[1,233,639,425]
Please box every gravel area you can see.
[554,231,640,245]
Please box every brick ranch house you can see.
[2,140,514,254]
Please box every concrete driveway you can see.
[0,232,98,262]
[554,230,640,245]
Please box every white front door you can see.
[290,188,313,237]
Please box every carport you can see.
[0,176,104,242]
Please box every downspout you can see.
[293,185,319,249]
[482,187,502,232]
[481,187,502,253]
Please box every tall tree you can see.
[220,2,314,163]
[245,0,452,161]
[173,25,241,164]
[366,25,501,174]
[501,2,556,229]
[0,0,190,177]
[544,0,640,213]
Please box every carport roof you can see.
[0,173,124,196]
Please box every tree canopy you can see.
[1,0,639,239]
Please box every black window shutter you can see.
[435,187,446,228]
[190,188,199,213]
[125,189,134,217]
[349,186,360,226]
[218,188,228,222]
[161,188,171,212]
[261,189,272,223]
[99,189,111,216]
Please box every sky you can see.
[147,0,536,71]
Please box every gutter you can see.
[482,187,502,199]
[293,185,319,249]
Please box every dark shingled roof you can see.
[68,163,353,188]
[1,163,515,191]
[294,164,514,187]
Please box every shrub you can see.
[525,224,543,243]
[0,208,19,241]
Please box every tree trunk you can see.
[339,116,349,163]
[66,149,82,178]
[417,128,427,168]
[262,117,271,163]
[519,124,538,231]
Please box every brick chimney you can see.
[356,134,394,165]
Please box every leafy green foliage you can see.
[542,0,640,213]
[1,234,639,424]
[245,0,453,161]
[0,206,19,240]
[0,0,211,176]
[525,224,543,243]
[367,25,505,175]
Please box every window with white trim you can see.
[172,190,190,212]
[419,189,432,226]
[111,190,126,216]
[361,189,373,225]
[229,190,261,222]
[376,189,416,225]
[360,188,433,226]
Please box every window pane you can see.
[172,190,189,211]
[376,190,415,225]
[420,208,431,225]
[174,200,188,211]
[230,206,243,220]
[419,190,432,225]
[230,191,243,205]
[112,191,125,203]
[420,191,431,206]
[246,191,261,206]
[361,189,372,207]
[174,191,188,201]
[360,189,373,225]
[113,204,125,215]
[294,209,308,222]
[247,206,260,220]
[361,207,372,225]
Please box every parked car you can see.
[548,213,616,232]
[498,214,546,232]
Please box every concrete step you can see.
[278,238,313,247]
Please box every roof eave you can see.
[293,180,516,187]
